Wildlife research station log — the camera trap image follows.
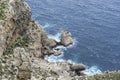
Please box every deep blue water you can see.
[25,0,120,72]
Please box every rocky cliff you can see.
[0,0,86,80]
[0,0,120,80]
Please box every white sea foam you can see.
[46,36,77,62]
[48,32,61,42]
[42,23,52,29]
[56,46,67,51]
[67,38,78,48]
[83,66,102,75]
[46,55,75,64]
[45,53,64,62]
[47,55,103,75]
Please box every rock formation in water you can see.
[60,30,73,46]
[0,0,120,80]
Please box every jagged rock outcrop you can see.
[70,64,86,71]
[60,30,73,46]
[70,64,86,76]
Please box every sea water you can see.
[25,0,120,75]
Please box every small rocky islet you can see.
[0,0,120,80]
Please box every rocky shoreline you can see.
[0,0,120,80]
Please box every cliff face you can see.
[0,0,120,80]
[0,0,31,56]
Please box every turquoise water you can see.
[25,0,120,72]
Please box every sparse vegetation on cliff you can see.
[0,0,8,19]
[14,39,29,47]
[78,71,120,80]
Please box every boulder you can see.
[70,64,86,71]
[42,46,53,56]
[53,48,61,56]
[60,30,73,46]
[17,62,31,80]
[42,38,58,48]
[17,68,31,80]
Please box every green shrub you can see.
[0,1,8,20]
[14,39,29,47]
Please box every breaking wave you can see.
[48,32,61,42]
[42,23,53,29]
[67,38,78,48]
[83,66,102,75]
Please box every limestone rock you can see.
[70,64,86,71]
[53,48,61,56]
[42,38,58,48]
[60,30,73,46]
[42,46,53,56]
[13,47,30,62]
[17,67,31,80]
